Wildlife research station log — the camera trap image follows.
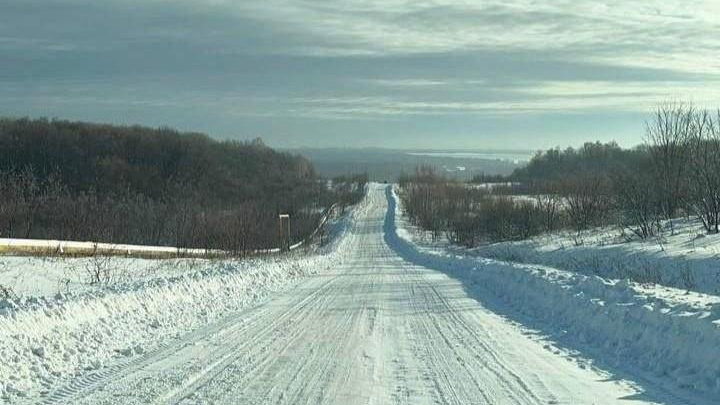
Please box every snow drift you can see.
[468,219,720,295]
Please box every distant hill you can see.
[509,141,644,182]
[0,118,316,208]
[289,148,525,182]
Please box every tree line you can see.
[399,166,551,245]
[399,103,720,246]
[0,117,366,253]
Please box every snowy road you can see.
[42,186,678,404]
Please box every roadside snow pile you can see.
[0,208,355,402]
[0,259,314,401]
[0,256,217,298]
[469,219,720,295]
[386,186,720,398]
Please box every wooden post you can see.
[279,214,290,251]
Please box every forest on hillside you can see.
[399,103,720,245]
[0,118,366,252]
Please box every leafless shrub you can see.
[559,173,613,235]
[614,169,662,240]
[400,173,545,246]
[84,249,116,285]
[533,193,563,232]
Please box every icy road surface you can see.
[43,186,680,404]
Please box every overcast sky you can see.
[2,1,719,150]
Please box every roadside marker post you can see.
[279,214,290,252]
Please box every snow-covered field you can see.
[1,184,717,404]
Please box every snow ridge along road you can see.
[30,184,708,404]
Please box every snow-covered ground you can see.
[0,211,352,402]
[392,186,720,401]
[1,184,717,404]
[455,218,720,295]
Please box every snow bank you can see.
[1,259,302,400]
[0,204,357,402]
[385,185,720,398]
[470,219,720,295]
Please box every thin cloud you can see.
[230,0,720,75]
[0,0,718,148]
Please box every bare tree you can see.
[646,102,694,230]
[687,109,720,233]
[560,173,613,236]
[531,180,564,232]
[614,170,662,239]
[84,249,115,285]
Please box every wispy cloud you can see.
[0,0,718,148]
[230,0,720,75]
